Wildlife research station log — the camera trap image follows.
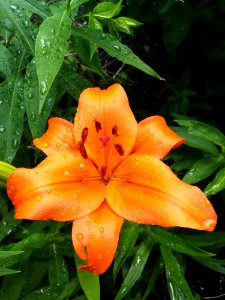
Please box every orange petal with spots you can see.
[7,152,105,221]
[74,84,137,178]
[72,201,124,275]
[106,153,217,231]
[132,116,184,159]
[34,118,77,156]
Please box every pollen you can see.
[78,141,88,159]
[95,120,102,132]
[112,125,119,136]
[114,144,124,156]
[81,127,88,143]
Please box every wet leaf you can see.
[24,59,57,138]
[115,236,154,300]
[93,0,122,20]
[0,43,15,78]
[171,126,219,154]
[160,245,195,300]
[193,256,225,275]
[149,226,214,257]
[72,27,164,80]
[175,119,225,153]
[204,167,225,196]
[113,222,140,280]
[0,267,20,276]
[0,52,26,163]
[75,254,100,300]
[11,0,51,19]
[35,8,72,112]
[49,244,69,298]
[183,154,224,184]
[0,0,35,54]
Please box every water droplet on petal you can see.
[66,127,71,133]
[75,116,79,122]
[56,143,61,148]
[64,170,69,176]
[97,254,102,260]
[36,195,42,201]
[106,248,111,254]
[89,234,95,239]
[76,233,84,241]
[44,143,49,148]
[99,227,104,233]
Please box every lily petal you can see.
[106,153,217,231]
[132,116,184,159]
[72,201,124,275]
[74,84,137,178]
[7,152,105,221]
[34,118,77,156]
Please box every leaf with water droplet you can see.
[72,27,164,80]
[24,59,57,138]
[0,52,25,163]
[0,0,35,54]
[35,8,72,113]
[115,236,154,300]
[0,43,15,78]
[9,0,51,20]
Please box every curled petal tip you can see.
[202,218,217,232]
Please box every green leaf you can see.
[163,1,192,53]
[72,35,105,77]
[72,27,164,80]
[182,154,224,184]
[9,0,51,19]
[160,245,195,300]
[0,43,14,78]
[0,251,24,258]
[142,258,162,300]
[181,232,225,250]
[24,59,56,138]
[0,53,26,163]
[193,256,225,275]
[75,254,100,300]
[35,8,72,112]
[0,0,35,54]
[149,227,214,257]
[113,222,140,280]
[171,126,219,154]
[93,0,122,20]
[0,267,20,276]
[115,236,154,300]
[0,211,21,242]
[204,167,225,196]
[175,119,225,153]
[113,17,142,35]
[49,244,69,298]
[59,64,91,99]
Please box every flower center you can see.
[77,120,125,183]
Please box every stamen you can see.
[114,144,124,156]
[95,120,102,132]
[77,141,88,159]
[81,127,88,143]
[100,166,107,177]
[112,125,119,136]
[99,136,110,147]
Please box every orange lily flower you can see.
[7,84,217,275]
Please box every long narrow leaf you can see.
[160,245,195,300]
[35,9,72,112]
[0,0,35,54]
[72,27,164,80]
[115,236,154,300]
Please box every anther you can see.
[114,144,124,156]
[112,125,119,136]
[77,141,88,159]
[95,120,102,132]
[100,166,107,177]
[81,127,88,143]
[99,136,110,146]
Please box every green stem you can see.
[0,161,16,186]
